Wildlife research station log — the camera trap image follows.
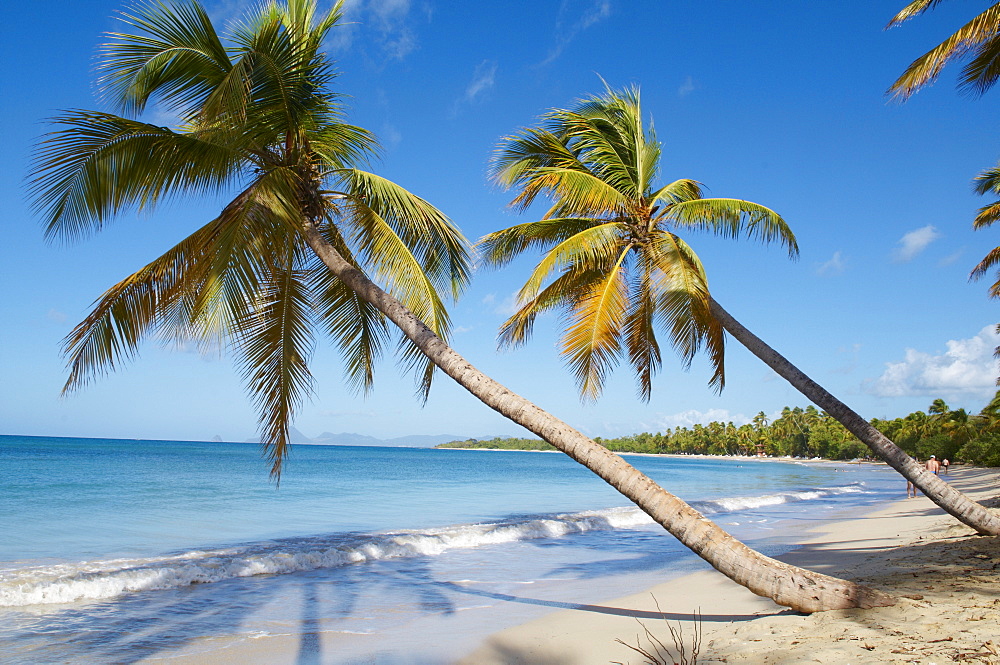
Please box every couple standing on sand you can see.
[906,455,950,498]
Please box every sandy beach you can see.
[461,466,1000,665]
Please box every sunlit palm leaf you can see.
[517,222,625,300]
[498,268,607,349]
[478,217,600,267]
[491,128,591,212]
[337,168,471,298]
[562,246,632,401]
[647,231,724,390]
[624,255,662,401]
[970,246,1000,297]
[648,179,704,206]
[887,3,1000,98]
[667,198,799,257]
[486,86,788,399]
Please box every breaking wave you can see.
[0,482,867,607]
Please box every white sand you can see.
[460,466,1000,665]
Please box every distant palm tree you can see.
[29,0,893,612]
[484,86,1000,535]
[887,2,1000,316]
[886,0,1000,99]
[970,168,1000,301]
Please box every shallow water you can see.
[0,435,899,663]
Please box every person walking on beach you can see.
[942,458,950,475]
[926,455,941,475]
[907,478,917,498]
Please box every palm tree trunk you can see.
[301,221,894,612]
[709,297,1000,536]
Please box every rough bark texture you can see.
[709,297,1000,536]
[302,222,895,612]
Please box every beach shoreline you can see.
[459,466,1000,665]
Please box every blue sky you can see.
[3,0,999,443]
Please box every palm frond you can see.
[959,32,1000,94]
[887,4,1000,98]
[647,231,725,390]
[648,179,704,206]
[330,169,471,398]
[497,268,606,349]
[516,222,625,301]
[551,87,658,199]
[309,221,389,394]
[61,175,286,392]
[98,0,232,115]
[30,112,244,241]
[491,128,588,190]
[335,168,471,298]
[234,242,316,479]
[624,255,662,402]
[666,198,799,258]
[561,246,632,401]
[970,246,1000,298]
[478,217,601,268]
[974,163,1000,196]
[974,200,1000,230]
[886,0,948,27]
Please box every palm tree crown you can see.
[29,0,471,476]
[482,86,797,401]
[887,0,1000,98]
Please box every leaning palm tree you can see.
[29,0,895,613]
[886,0,1000,99]
[483,86,1000,535]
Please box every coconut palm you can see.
[484,86,1000,535]
[970,168,1000,300]
[29,0,897,612]
[30,0,472,477]
[886,3,1000,356]
[886,1,1000,99]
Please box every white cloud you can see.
[46,309,67,324]
[492,292,523,316]
[464,59,498,103]
[537,0,612,67]
[867,325,1000,398]
[677,75,695,98]
[938,248,963,267]
[644,408,751,431]
[893,224,941,263]
[816,251,845,276]
[334,0,418,60]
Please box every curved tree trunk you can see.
[302,222,894,612]
[709,297,1000,536]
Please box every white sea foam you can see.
[0,483,868,607]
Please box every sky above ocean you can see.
[2,1,999,443]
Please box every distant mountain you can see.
[384,434,467,447]
[243,431,514,447]
[311,432,383,446]
[244,425,313,444]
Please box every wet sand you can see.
[460,466,1000,665]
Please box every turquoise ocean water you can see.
[0,435,900,663]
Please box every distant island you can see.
[245,427,511,448]
[436,398,1000,467]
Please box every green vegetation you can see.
[438,394,1000,466]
